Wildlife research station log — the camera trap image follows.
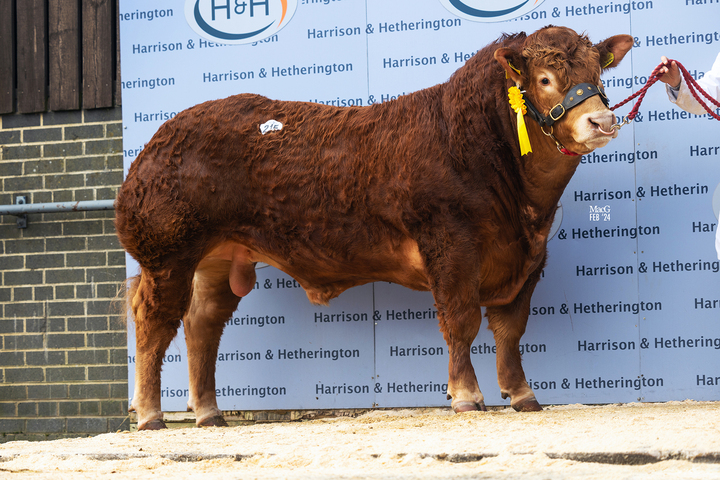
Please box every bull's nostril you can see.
[588,115,615,135]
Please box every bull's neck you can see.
[519,118,583,214]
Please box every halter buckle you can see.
[549,104,566,122]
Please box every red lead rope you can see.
[610,59,720,124]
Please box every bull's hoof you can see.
[139,419,167,430]
[452,401,488,413]
[198,415,229,427]
[512,396,543,412]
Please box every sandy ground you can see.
[1,401,719,479]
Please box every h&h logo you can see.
[439,0,545,22]
[185,0,297,44]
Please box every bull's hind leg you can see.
[184,257,250,427]
[131,268,194,430]
[437,302,487,413]
[486,267,544,412]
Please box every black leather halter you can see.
[523,83,609,128]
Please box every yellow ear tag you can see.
[508,86,532,156]
[602,53,614,69]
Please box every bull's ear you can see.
[494,47,525,84]
[595,34,634,70]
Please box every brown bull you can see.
[116,26,633,429]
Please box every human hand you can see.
[658,56,681,89]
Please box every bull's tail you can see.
[121,274,142,326]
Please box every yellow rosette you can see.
[508,86,532,156]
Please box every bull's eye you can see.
[541,78,550,85]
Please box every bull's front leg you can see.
[486,266,544,412]
[437,302,487,412]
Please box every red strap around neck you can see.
[559,147,580,156]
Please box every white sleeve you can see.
[670,52,720,116]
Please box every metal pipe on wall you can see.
[0,198,116,228]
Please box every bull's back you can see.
[115,93,428,272]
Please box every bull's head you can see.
[494,26,633,156]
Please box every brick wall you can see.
[0,107,129,441]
